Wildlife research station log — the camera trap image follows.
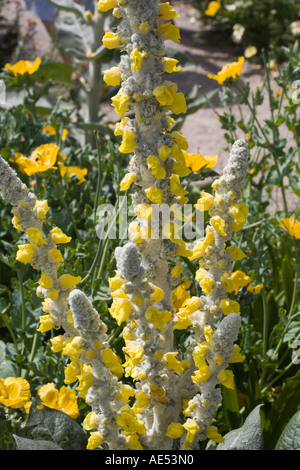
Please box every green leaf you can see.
[263,369,300,449]
[54,9,94,58]
[275,410,300,450]
[49,0,85,16]
[282,257,294,311]
[13,435,62,450]
[221,384,243,431]
[23,402,88,450]
[34,62,76,84]
[217,405,264,450]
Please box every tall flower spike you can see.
[69,289,134,450]
[180,139,249,448]
[0,155,79,336]
[102,0,194,450]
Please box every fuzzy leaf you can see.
[275,409,300,450]
[13,435,62,450]
[217,405,263,450]
[22,402,87,450]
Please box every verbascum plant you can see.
[100,0,249,450]
[0,0,250,452]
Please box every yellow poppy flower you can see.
[183,151,218,172]
[38,383,79,419]
[59,165,88,185]
[5,57,41,76]
[13,144,59,176]
[279,217,300,239]
[42,125,68,141]
[204,1,221,17]
[102,32,121,49]
[97,0,118,12]
[208,56,245,85]
[0,377,31,409]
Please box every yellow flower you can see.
[16,244,35,264]
[147,155,166,179]
[170,92,187,115]
[119,129,136,153]
[228,270,251,294]
[229,202,248,231]
[117,405,146,434]
[112,88,130,117]
[64,358,81,384]
[183,420,200,443]
[163,57,179,74]
[38,383,79,419]
[39,272,53,289]
[220,298,240,316]
[130,48,147,72]
[102,32,121,49]
[192,363,211,383]
[48,248,64,263]
[158,22,181,43]
[166,422,184,439]
[27,228,47,246]
[199,275,215,295]
[101,348,124,379]
[120,172,136,191]
[145,186,163,205]
[97,0,118,12]
[62,336,83,357]
[114,117,130,136]
[0,377,31,409]
[204,1,221,17]
[59,274,82,289]
[149,284,165,303]
[218,369,235,389]
[126,434,144,450]
[103,66,121,86]
[87,431,103,450]
[247,283,264,295]
[37,315,55,332]
[153,81,178,106]
[83,412,99,431]
[279,217,300,239]
[50,227,72,244]
[5,57,41,76]
[170,174,188,197]
[13,144,59,176]
[35,199,49,219]
[206,426,224,443]
[230,344,246,363]
[211,215,227,236]
[158,2,180,20]
[50,335,64,353]
[162,352,185,375]
[129,221,151,244]
[59,165,88,185]
[145,306,171,331]
[208,56,245,85]
[109,295,133,325]
[225,245,246,261]
[194,191,214,211]
[42,125,68,142]
[183,151,218,172]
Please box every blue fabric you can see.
[23,0,94,22]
